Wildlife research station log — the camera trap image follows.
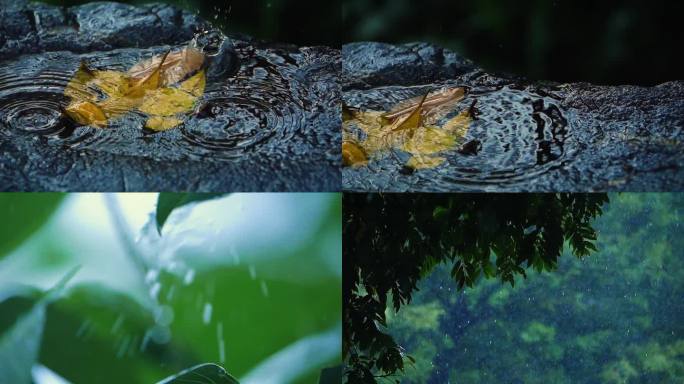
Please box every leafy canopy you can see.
[342,193,608,383]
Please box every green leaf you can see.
[0,299,45,384]
[0,266,79,384]
[156,193,228,233]
[0,193,65,260]
[432,206,449,220]
[156,363,239,384]
[40,283,165,383]
[319,365,342,384]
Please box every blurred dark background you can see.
[42,0,342,46]
[40,0,682,85]
[343,0,683,85]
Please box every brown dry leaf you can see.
[383,87,465,122]
[388,92,427,133]
[63,47,206,129]
[129,47,205,87]
[342,87,472,170]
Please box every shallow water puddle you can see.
[343,83,574,189]
[343,87,473,169]
[0,39,313,160]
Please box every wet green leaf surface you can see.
[0,267,78,384]
[157,363,239,384]
[0,193,65,260]
[156,193,229,233]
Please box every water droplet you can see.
[217,321,226,364]
[140,330,151,352]
[230,244,240,265]
[149,282,161,300]
[249,265,257,279]
[149,324,172,344]
[155,305,175,326]
[145,269,159,284]
[111,314,125,334]
[166,284,177,301]
[183,269,195,285]
[116,335,131,358]
[203,302,213,324]
[76,318,92,338]
[260,280,269,297]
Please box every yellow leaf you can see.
[342,141,367,167]
[406,155,446,169]
[139,87,197,117]
[145,116,183,131]
[178,70,206,97]
[402,126,456,155]
[64,101,107,127]
[63,45,206,129]
[64,62,96,102]
[342,87,472,170]
[442,110,471,137]
[389,92,427,133]
[91,70,130,98]
[125,51,169,100]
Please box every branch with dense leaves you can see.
[342,193,609,383]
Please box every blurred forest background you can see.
[344,0,683,85]
[389,193,684,383]
[41,0,342,46]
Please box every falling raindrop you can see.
[145,269,159,284]
[149,324,172,344]
[116,335,131,358]
[149,282,161,300]
[166,284,177,301]
[260,280,269,297]
[230,244,240,265]
[155,305,175,327]
[140,330,151,352]
[203,302,213,324]
[249,265,257,280]
[76,319,92,338]
[183,269,196,285]
[111,314,125,334]
[217,321,226,364]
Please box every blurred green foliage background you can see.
[344,0,683,85]
[388,193,684,383]
[42,0,342,46]
[0,193,341,384]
